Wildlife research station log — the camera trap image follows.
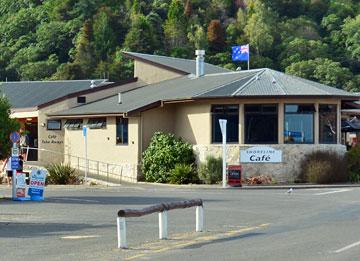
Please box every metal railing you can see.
[21,147,137,184]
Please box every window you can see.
[64,119,83,130]
[245,104,278,144]
[87,118,106,129]
[211,105,239,143]
[319,104,337,144]
[77,96,86,103]
[47,120,61,130]
[116,117,128,145]
[284,104,315,144]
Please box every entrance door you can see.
[25,121,38,161]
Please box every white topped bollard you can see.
[159,211,168,239]
[117,217,127,249]
[196,205,204,232]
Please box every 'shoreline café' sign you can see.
[240,146,282,163]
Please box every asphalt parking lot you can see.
[1,184,360,261]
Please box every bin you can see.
[227,165,242,187]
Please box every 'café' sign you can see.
[240,146,282,163]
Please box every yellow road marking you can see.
[124,223,270,260]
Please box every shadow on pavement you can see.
[0,222,112,238]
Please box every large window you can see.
[211,105,239,143]
[284,104,315,144]
[116,117,128,145]
[319,104,337,144]
[245,104,278,144]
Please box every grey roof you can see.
[123,51,230,75]
[0,80,109,109]
[50,68,358,117]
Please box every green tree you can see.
[92,7,117,60]
[342,15,360,61]
[0,95,20,159]
[279,38,329,69]
[244,0,276,55]
[163,0,187,49]
[124,14,159,53]
[188,24,207,50]
[285,58,353,89]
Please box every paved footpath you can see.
[1,184,360,261]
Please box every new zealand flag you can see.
[232,44,249,61]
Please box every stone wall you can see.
[193,144,346,183]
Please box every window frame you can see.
[77,96,86,104]
[284,104,315,144]
[319,104,337,144]
[87,117,107,129]
[211,104,239,144]
[47,119,62,130]
[63,119,83,130]
[116,117,128,145]
[244,104,278,144]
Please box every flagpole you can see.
[247,44,250,70]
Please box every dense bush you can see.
[347,144,360,182]
[142,132,195,183]
[167,163,198,184]
[297,151,348,184]
[198,155,222,184]
[46,163,81,185]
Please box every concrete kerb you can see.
[136,181,360,190]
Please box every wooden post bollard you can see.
[117,217,127,248]
[159,211,168,239]
[196,205,204,232]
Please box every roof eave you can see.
[123,52,189,75]
[37,78,138,109]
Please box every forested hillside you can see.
[0,0,359,91]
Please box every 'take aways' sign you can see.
[240,146,282,163]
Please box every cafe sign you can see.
[240,146,282,163]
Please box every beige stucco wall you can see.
[141,105,175,151]
[134,61,184,84]
[64,117,140,182]
[36,81,144,164]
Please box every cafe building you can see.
[47,51,359,183]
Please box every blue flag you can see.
[232,44,249,61]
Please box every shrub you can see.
[46,163,81,185]
[347,144,360,182]
[198,155,222,184]
[142,132,196,183]
[167,163,198,184]
[297,151,347,184]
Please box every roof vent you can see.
[118,93,122,104]
[272,77,276,84]
[90,80,96,88]
[195,50,205,77]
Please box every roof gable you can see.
[123,51,230,75]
